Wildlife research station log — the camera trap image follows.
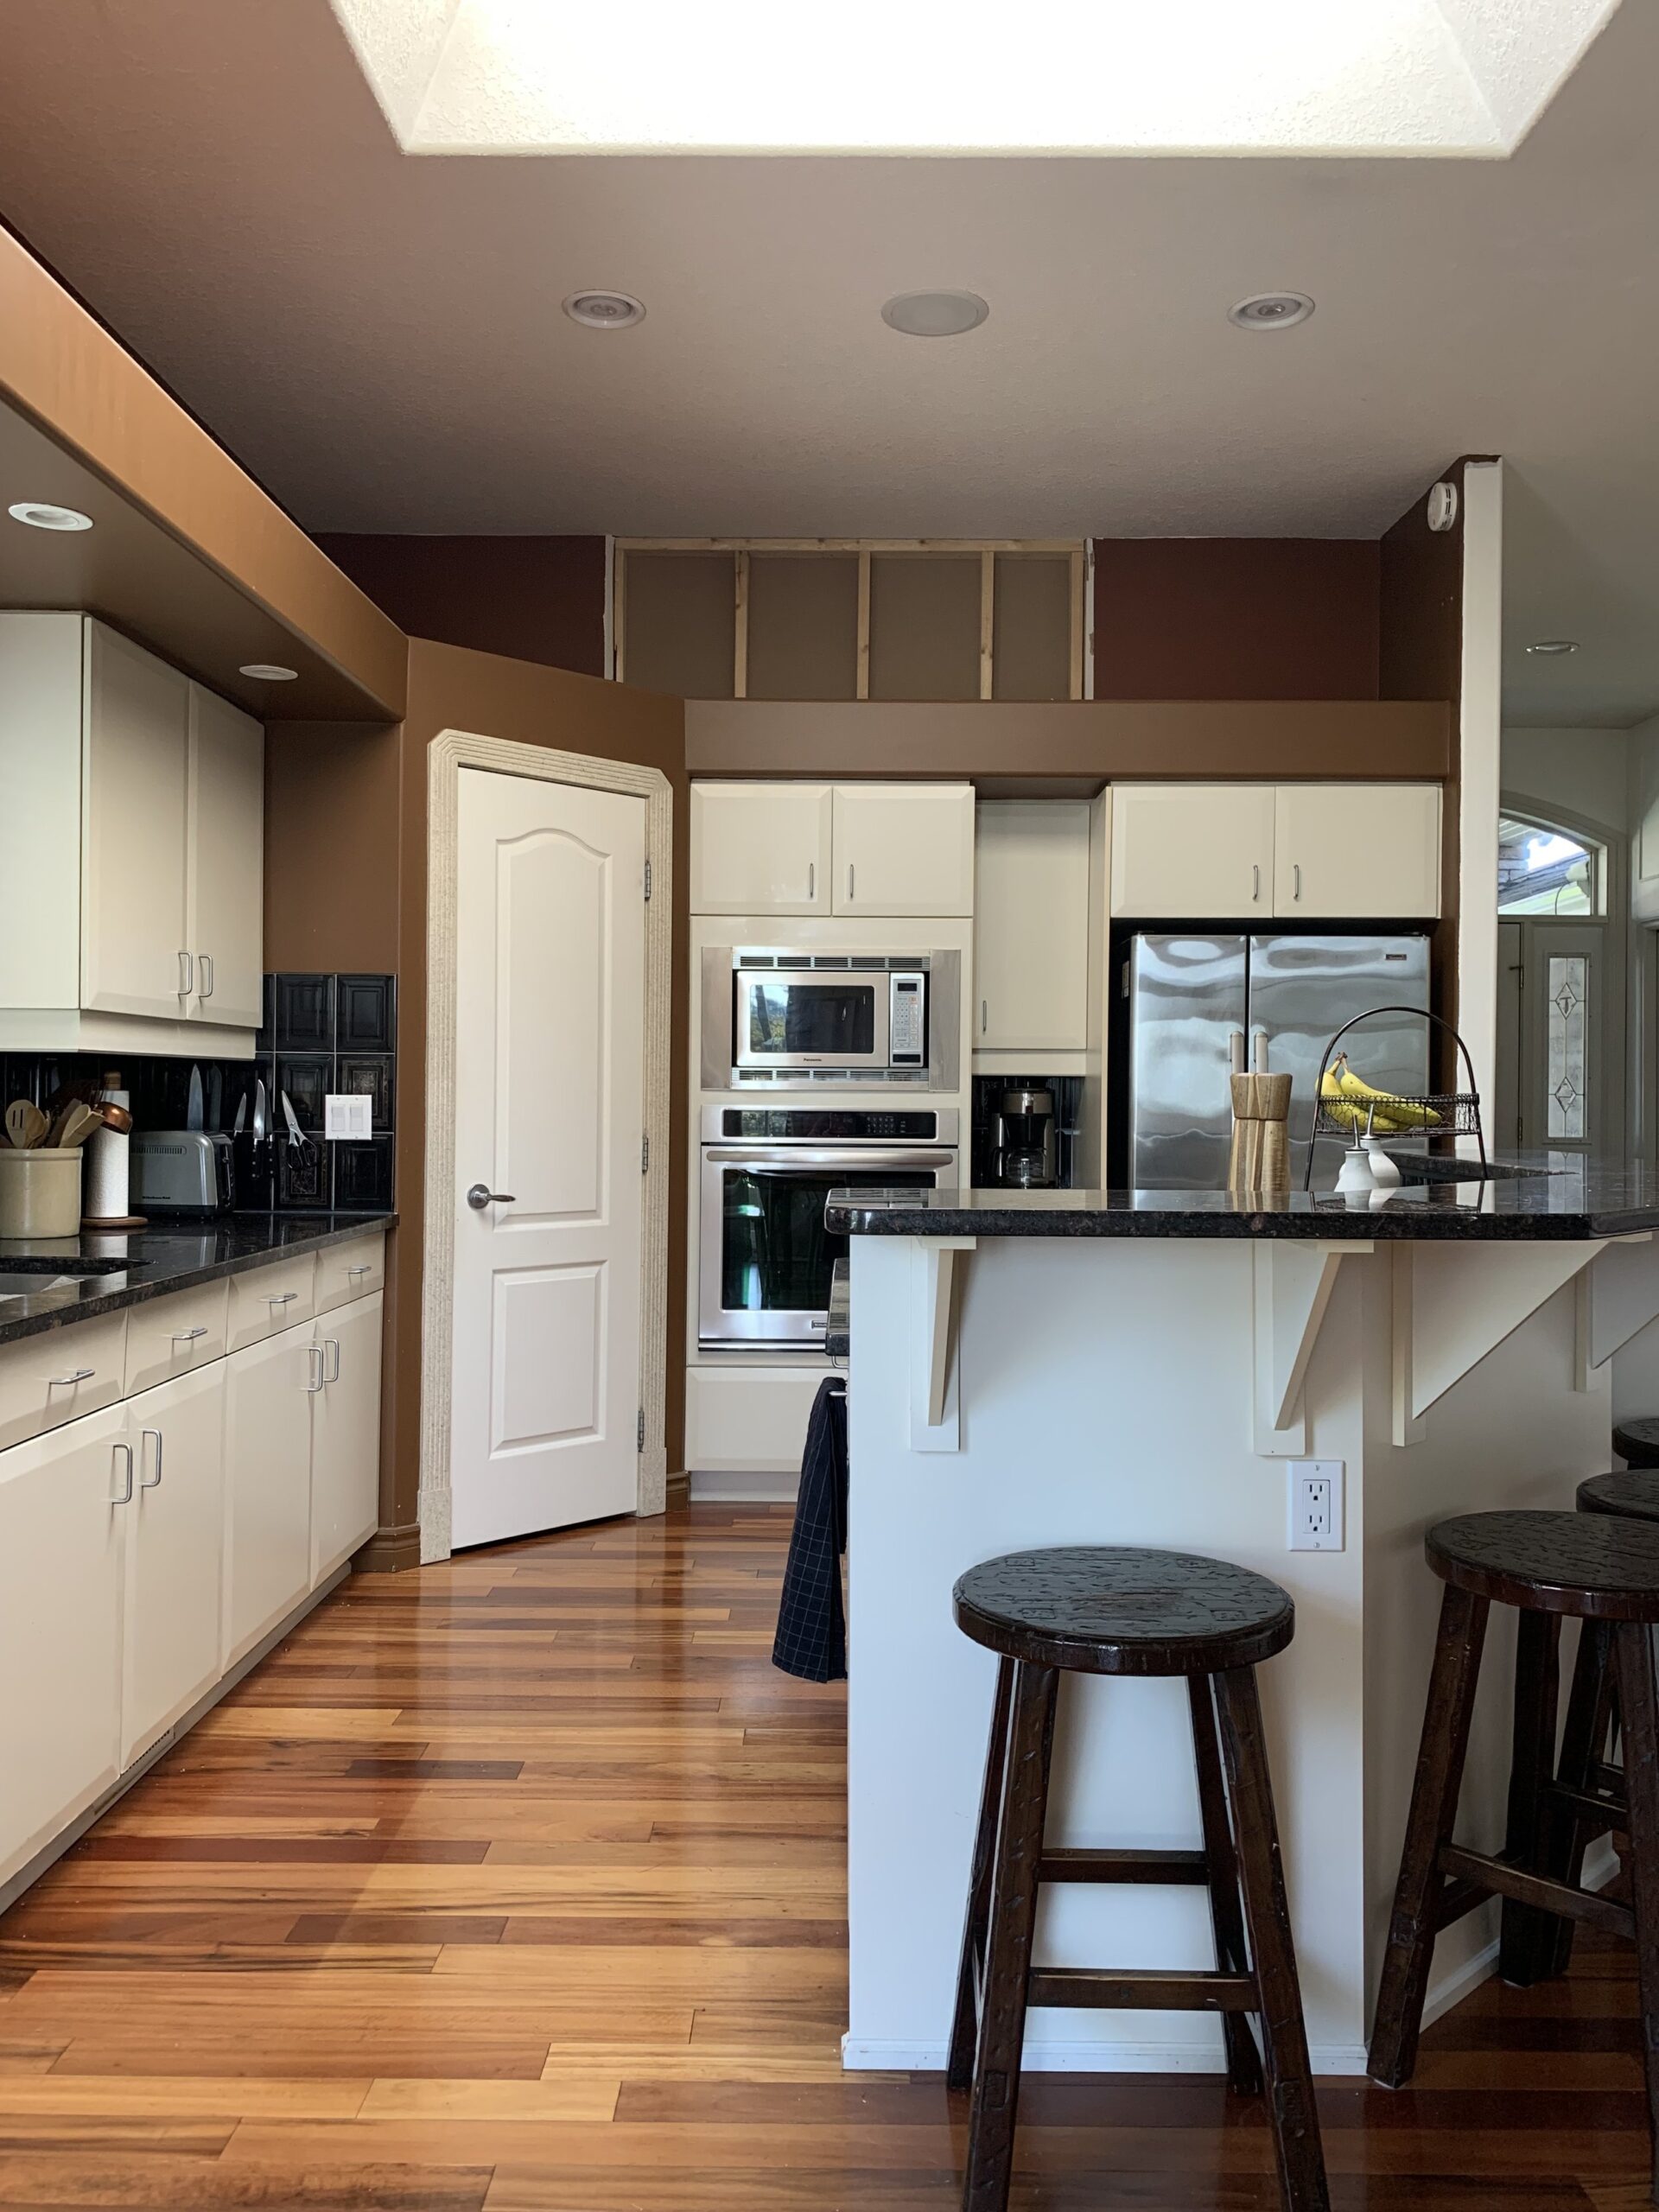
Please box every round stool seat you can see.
[1579,1471,1659,1524]
[1613,1416,1659,1470]
[952,1546,1294,1677]
[1428,1509,1659,1620]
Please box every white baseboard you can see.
[689,1469,800,1502]
[842,2034,1370,2075]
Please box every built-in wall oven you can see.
[698,1105,959,1348]
[702,948,960,1089]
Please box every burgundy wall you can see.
[315,534,607,678]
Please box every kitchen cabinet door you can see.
[0,1406,128,1889]
[310,1292,383,1584]
[1109,784,1275,920]
[1274,783,1442,918]
[122,1363,226,1767]
[831,783,976,917]
[690,782,830,915]
[223,1322,315,1667]
[187,683,264,1027]
[81,620,192,1018]
[974,801,1090,1049]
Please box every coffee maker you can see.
[992,1086,1058,1188]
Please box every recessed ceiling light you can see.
[239,663,299,681]
[880,290,989,339]
[8,500,93,531]
[1525,639,1580,656]
[1228,292,1314,331]
[563,290,645,329]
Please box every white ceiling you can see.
[0,1,1655,722]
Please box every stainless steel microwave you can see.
[702,948,960,1089]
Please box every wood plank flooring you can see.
[0,1500,1651,2207]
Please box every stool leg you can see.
[1498,1610,1564,1986]
[948,1656,1015,2091]
[962,1658,1057,2212]
[1613,1621,1659,2206]
[1536,1618,1617,1980]
[1369,1582,1490,2088]
[1189,1671,1264,2098]
[1214,1664,1330,2212]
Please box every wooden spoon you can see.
[48,1102,103,1148]
[4,1099,48,1151]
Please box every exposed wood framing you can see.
[733,550,750,701]
[1070,549,1087,702]
[855,550,872,701]
[978,550,995,702]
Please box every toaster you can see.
[130,1130,234,1215]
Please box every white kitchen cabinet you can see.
[1109,784,1275,920]
[187,683,265,1027]
[831,782,975,917]
[121,1363,226,1767]
[82,620,193,1020]
[0,1405,129,1888]
[690,782,831,915]
[310,1293,384,1583]
[223,1320,316,1666]
[974,801,1091,1051]
[1274,783,1441,919]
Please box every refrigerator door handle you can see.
[1229,1029,1246,1075]
[1252,1028,1270,1074]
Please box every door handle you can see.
[111,1441,134,1504]
[306,1344,325,1394]
[808,861,815,900]
[199,952,214,999]
[178,950,194,997]
[847,862,855,903]
[1251,863,1261,903]
[1293,862,1303,902]
[140,1427,163,1489]
[467,1184,517,1209]
[323,1337,340,1384]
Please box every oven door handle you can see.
[704,1148,957,1171]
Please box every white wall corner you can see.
[1459,457,1503,1122]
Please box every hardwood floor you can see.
[0,1500,1650,2208]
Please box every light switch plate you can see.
[1288,1459,1344,1551]
[324,1092,372,1141]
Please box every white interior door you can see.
[452,768,646,1548]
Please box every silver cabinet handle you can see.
[306,1344,325,1393]
[140,1427,163,1489]
[981,999,988,1035]
[111,1441,134,1504]
[199,952,214,999]
[347,1264,372,1278]
[171,1325,209,1344]
[1251,863,1261,902]
[178,950,194,996]
[265,1291,297,1307]
[324,1337,340,1384]
[808,861,815,900]
[467,1184,517,1209]
[1293,862,1303,902]
[49,1367,95,1389]
[847,862,855,902]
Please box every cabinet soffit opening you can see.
[330,0,1619,158]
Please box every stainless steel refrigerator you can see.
[1123,933,1431,1189]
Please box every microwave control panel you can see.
[889,973,926,1065]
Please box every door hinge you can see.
[637,1406,646,1452]
[644,858,652,902]
[641,1132,649,1174]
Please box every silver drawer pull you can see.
[178,950,194,996]
[49,1367,95,1389]
[111,1441,134,1504]
[265,1291,298,1306]
[199,951,214,999]
[324,1337,340,1383]
[140,1427,163,1489]
[306,1344,325,1394]
[171,1325,209,1344]
[347,1264,372,1278]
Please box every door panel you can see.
[1515,921,1607,1154]
[82,621,190,1017]
[123,1363,226,1766]
[690,782,830,914]
[187,683,264,1027]
[1124,934,1247,1190]
[831,783,975,916]
[1273,784,1441,918]
[311,1294,383,1583]
[1110,785,1274,919]
[975,801,1090,1050]
[223,1323,314,1665]
[453,770,645,1547]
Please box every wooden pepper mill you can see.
[1228,1071,1294,1195]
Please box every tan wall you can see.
[264,721,403,972]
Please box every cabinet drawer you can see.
[227,1255,316,1351]
[315,1234,386,1315]
[124,1279,230,1397]
[0,1313,129,1452]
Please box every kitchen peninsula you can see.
[827,1166,1659,2075]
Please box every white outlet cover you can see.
[324,1092,373,1141]
[1288,1459,1345,1552]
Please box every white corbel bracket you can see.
[910,1236,976,1453]
[1253,1242,1371,1456]
[1574,1232,1659,1392]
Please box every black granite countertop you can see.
[823,1158,1659,1243]
[0,1214,395,1346]
[825,1258,849,1359]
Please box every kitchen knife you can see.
[232,1093,247,1135]
[187,1065,205,1131]
[280,1090,308,1153]
[207,1065,222,1130]
[253,1077,267,1144]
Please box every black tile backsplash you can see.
[0,970,397,1219]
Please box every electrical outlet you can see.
[1288,1459,1344,1552]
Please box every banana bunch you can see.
[1319,1053,1441,1134]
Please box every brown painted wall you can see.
[317,536,607,680]
[1092,539,1381,700]
[264,721,403,972]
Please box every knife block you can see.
[1228,1073,1293,1195]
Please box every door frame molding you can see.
[420,729,672,1563]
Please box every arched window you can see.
[1497,813,1604,918]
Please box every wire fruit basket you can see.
[1305,1006,1487,1188]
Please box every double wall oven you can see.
[698,1106,960,1348]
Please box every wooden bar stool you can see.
[948,1546,1329,2212]
[1615,1420,1659,1471]
[1369,1509,1659,2201]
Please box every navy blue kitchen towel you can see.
[772,1377,849,1682]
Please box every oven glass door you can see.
[700,1147,956,1344]
[734,973,890,1070]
